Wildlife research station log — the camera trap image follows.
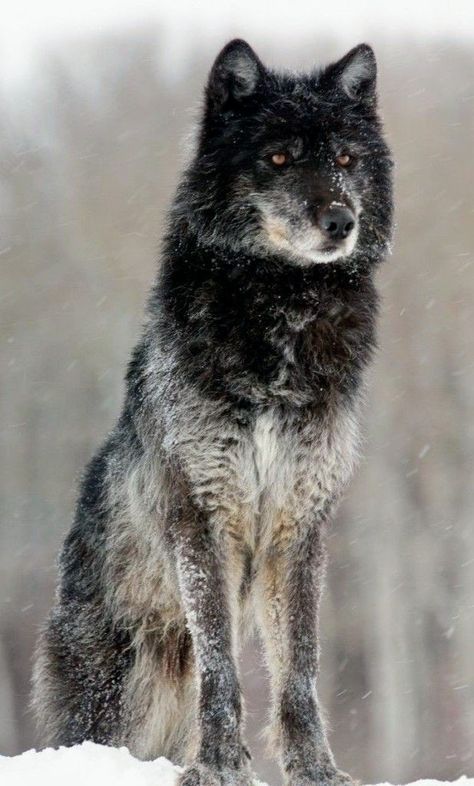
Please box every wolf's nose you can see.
[319,206,355,241]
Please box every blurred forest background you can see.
[0,25,473,786]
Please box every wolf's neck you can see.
[162,226,374,302]
[150,231,379,408]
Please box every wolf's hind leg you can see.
[34,601,197,761]
[32,600,133,748]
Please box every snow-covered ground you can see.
[0,742,472,786]
[0,742,180,786]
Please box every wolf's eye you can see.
[271,152,288,166]
[335,153,353,167]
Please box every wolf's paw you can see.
[179,763,253,786]
[324,772,356,786]
[179,764,220,786]
[290,768,357,786]
[320,770,356,786]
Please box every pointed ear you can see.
[206,39,265,111]
[323,44,377,105]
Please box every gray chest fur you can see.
[159,379,361,553]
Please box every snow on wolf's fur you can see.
[0,744,473,786]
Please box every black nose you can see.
[319,206,355,241]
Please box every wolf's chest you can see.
[252,411,282,493]
[249,405,358,505]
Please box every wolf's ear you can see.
[323,44,377,106]
[206,39,265,111]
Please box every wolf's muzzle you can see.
[318,205,356,242]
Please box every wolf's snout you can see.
[319,206,355,241]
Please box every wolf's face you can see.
[243,126,362,266]
[181,40,393,269]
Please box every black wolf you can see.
[33,39,393,786]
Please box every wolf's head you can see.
[175,39,393,269]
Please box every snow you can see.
[0,742,181,786]
[0,743,472,786]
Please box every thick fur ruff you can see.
[33,38,393,786]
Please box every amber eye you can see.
[336,153,352,167]
[271,152,287,166]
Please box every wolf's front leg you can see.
[171,502,250,786]
[254,519,353,786]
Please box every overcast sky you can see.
[1,0,473,82]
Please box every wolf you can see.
[33,38,393,786]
